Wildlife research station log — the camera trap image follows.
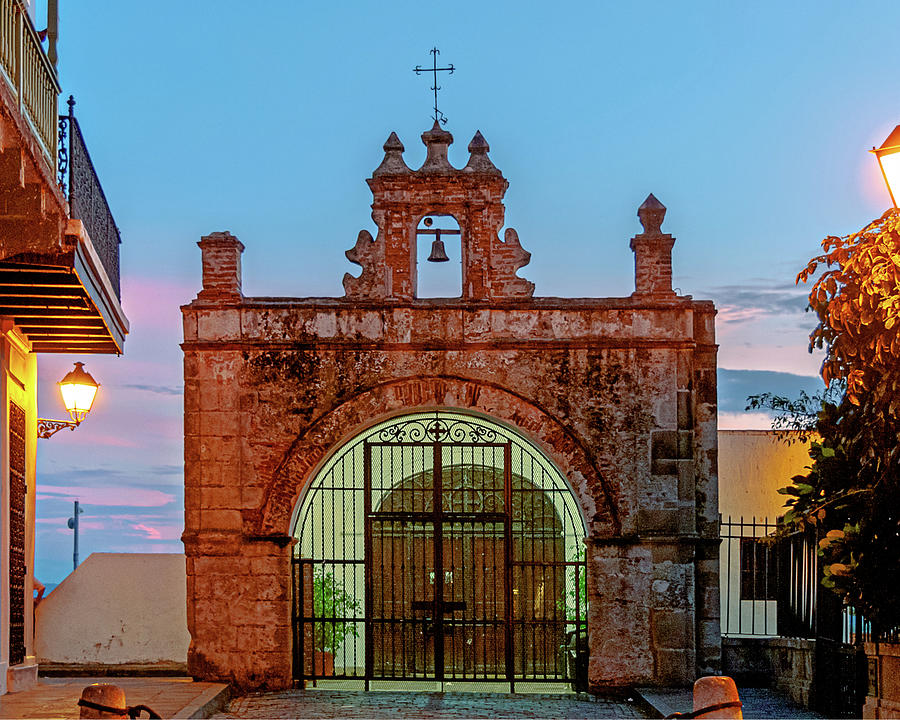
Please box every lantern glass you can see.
[872,125,900,208]
[878,149,900,208]
[58,362,99,423]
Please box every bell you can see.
[427,238,450,262]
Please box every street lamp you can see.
[871,125,900,208]
[38,362,100,438]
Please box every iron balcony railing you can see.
[0,0,60,171]
[58,96,121,298]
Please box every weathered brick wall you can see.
[181,127,720,691]
[182,296,719,689]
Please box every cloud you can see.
[53,520,105,534]
[35,517,68,526]
[704,282,810,326]
[718,368,824,415]
[120,383,183,396]
[133,523,162,540]
[35,484,176,507]
[36,467,183,489]
[148,465,183,477]
[718,411,777,430]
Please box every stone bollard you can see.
[78,683,127,718]
[692,676,743,719]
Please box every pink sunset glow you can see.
[35,485,176,508]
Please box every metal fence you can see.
[719,516,780,637]
[719,515,900,718]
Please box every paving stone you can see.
[211,689,652,719]
[0,677,227,719]
[636,686,827,719]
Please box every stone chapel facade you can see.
[181,122,720,691]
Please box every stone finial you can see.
[197,231,244,302]
[419,121,455,173]
[372,132,410,176]
[630,195,676,297]
[638,193,666,235]
[464,130,501,175]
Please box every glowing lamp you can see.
[871,125,900,208]
[39,362,100,438]
[59,362,99,422]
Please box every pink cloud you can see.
[717,306,770,325]
[130,523,182,541]
[36,485,176,507]
[120,276,196,332]
[53,520,104,535]
[133,523,162,539]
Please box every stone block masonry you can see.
[181,122,720,691]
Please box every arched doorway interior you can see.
[292,411,587,690]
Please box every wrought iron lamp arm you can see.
[37,418,79,439]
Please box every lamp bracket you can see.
[38,418,79,439]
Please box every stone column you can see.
[630,195,676,297]
[197,232,244,302]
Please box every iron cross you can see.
[414,48,454,125]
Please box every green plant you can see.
[312,569,361,655]
[556,548,588,631]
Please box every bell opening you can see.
[416,213,461,298]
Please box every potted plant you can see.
[311,568,361,676]
[556,549,589,692]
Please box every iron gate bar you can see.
[503,441,515,691]
[363,442,373,690]
[432,441,444,682]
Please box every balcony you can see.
[0,0,58,173]
[0,0,127,354]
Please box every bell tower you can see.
[343,122,534,301]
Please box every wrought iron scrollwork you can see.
[375,415,499,444]
[57,115,69,193]
[57,96,121,299]
[37,418,78,439]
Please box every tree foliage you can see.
[799,207,900,412]
[779,208,900,630]
[749,390,900,628]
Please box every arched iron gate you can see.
[292,411,587,690]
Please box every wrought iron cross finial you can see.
[414,48,454,125]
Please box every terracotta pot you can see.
[313,650,334,677]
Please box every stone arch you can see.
[256,375,620,538]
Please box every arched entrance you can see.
[292,410,587,690]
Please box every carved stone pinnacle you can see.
[638,193,666,235]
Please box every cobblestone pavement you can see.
[212,690,652,719]
[637,686,827,719]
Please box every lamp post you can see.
[870,125,900,208]
[37,362,100,439]
[66,500,83,571]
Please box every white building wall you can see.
[718,430,813,637]
[35,553,189,665]
[718,430,812,520]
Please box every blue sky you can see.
[32,1,900,583]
